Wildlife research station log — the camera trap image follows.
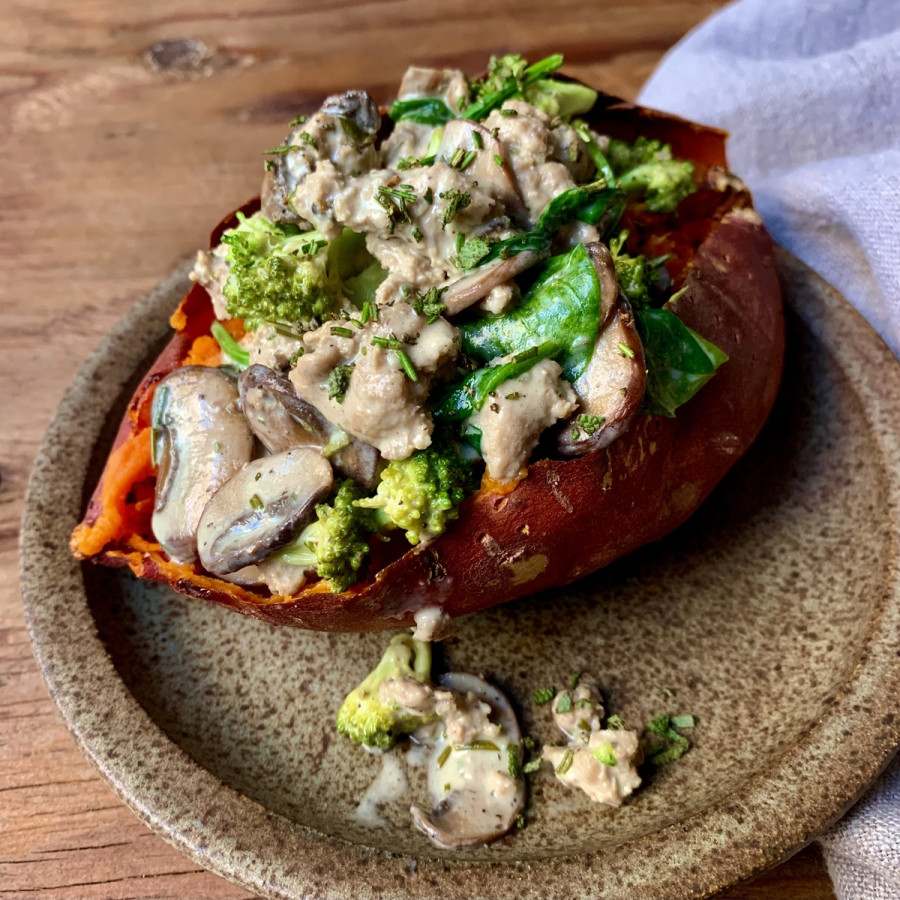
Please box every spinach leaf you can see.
[461,243,602,382]
[388,97,457,126]
[481,183,625,265]
[635,308,728,417]
[434,343,558,422]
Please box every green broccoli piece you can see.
[469,54,530,103]
[221,212,342,330]
[607,137,696,213]
[278,480,377,593]
[608,230,669,309]
[357,446,476,546]
[336,634,433,750]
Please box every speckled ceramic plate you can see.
[21,249,900,899]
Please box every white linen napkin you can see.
[638,1,900,896]
[639,0,900,358]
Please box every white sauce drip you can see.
[354,752,409,827]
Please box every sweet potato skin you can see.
[73,95,784,632]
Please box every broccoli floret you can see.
[336,634,433,750]
[221,212,342,330]
[278,480,377,593]
[607,137,696,213]
[608,231,669,309]
[357,446,476,546]
[469,54,529,102]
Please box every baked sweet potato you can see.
[71,79,784,632]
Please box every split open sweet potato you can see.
[71,92,784,632]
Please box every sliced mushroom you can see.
[197,448,333,576]
[441,250,545,316]
[584,241,619,330]
[556,241,645,456]
[151,366,254,563]
[238,364,381,489]
[556,292,646,456]
[411,673,525,849]
[320,90,381,142]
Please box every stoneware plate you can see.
[21,249,900,900]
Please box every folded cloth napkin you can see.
[638,1,900,896]
[639,0,900,358]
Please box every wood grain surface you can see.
[0,1,836,897]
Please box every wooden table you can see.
[0,1,837,897]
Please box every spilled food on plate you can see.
[71,53,783,846]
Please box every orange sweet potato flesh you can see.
[72,94,784,632]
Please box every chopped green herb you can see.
[330,326,354,338]
[471,130,484,150]
[328,364,353,403]
[457,149,477,170]
[593,740,617,766]
[493,153,504,167]
[571,427,581,441]
[411,286,446,323]
[533,687,555,706]
[523,758,542,774]
[505,391,520,401]
[424,186,434,205]
[440,189,471,228]
[500,108,518,118]
[288,113,308,126]
[454,740,501,752]
[644,712,692,765]
[289,347,304,366]
[437,745,452,768]
[411,226,424,242]
[371,334,403,350]
[515,813,526,829]
[570,671,582,690]
[507,744,522,779]
[249,493,264,511]
[263,144,303,155]
[360,300,378,324]
[523,736,536,751]
[556,691,573,713]
[454,232,493,269]
[397,153,436,170]
[397,349,418,382]
[618,342,635,359]
[213,441,222,453]
[375,184,417,233]
[298,131,318,149]
[575,698,594,709]
[555,748,575,776]
[606,714,627,731]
